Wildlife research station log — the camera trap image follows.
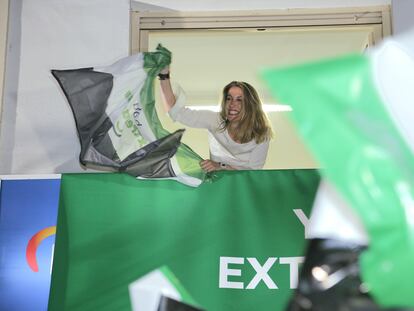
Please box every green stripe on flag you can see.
[142,45,204,182]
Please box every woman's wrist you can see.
[158,72,170,80]
[159,66,170,80]
[219,162,227,170]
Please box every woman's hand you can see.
[160,66,170,75]
[200,159,221,172]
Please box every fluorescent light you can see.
[263,104,292,112]
[189,104,292,112]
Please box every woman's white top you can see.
[168,88,269,169]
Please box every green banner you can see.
[49,170,319,311]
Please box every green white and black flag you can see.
[262,30,414,308]
[52,45,205,187]
[128,266,203,311]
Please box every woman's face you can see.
[225,86,244,122]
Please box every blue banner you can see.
[0,176,61,311]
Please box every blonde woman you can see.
[159,69,273,172]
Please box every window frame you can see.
[129,5,392,170]
[130,6,392,53]
[0,0,10,123]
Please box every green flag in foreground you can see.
[262,42,414,306]
[48,170,319,311]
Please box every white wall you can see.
[132,0,390,11]
[0,0,129,174]
[392,0,414,35]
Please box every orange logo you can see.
[26,226,56,272]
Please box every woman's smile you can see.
[226,86,244,122]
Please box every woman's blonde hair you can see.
[219,81,273,144]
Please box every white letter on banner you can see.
[293,209,310,239]
[219,257,244,289]
[279,257,305,289]
[246,257,278,289]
